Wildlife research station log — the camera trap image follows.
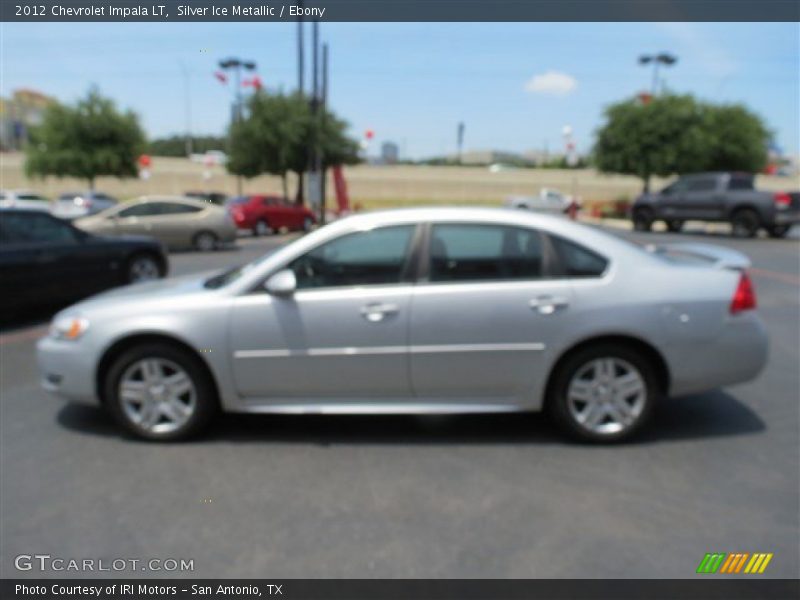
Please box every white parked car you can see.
[0,189,51,212]
[506,188,578,215]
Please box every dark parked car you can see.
[185,191,229,205]
[631,172,800,238]
[0,210,168,314]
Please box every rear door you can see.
[408,222,573,403]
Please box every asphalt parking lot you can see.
[1,224,798,579]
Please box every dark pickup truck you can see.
[630,172,800,238]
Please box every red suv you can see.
[227,195,316,236]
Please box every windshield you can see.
[203,247,280,288]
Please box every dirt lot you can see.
[1,152,793,209]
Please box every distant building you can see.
[381,141,400,164]
[0,89,56,151]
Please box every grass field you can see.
[1,152,793,210]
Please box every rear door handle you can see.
[360,302,399,322]
[529,296,569,315]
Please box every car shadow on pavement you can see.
[57,389,765,445]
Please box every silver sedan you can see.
[37,207,768,442]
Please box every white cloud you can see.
[524,70,578,96]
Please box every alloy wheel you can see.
[118,358,197,435]
[566,357,647,435]
[128,256,160,283]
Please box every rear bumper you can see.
[772,210,800,226]
[667,312,769,396]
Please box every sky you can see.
[2,21,798,159]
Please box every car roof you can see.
[135,195,210,208]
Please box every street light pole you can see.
[638,52,678,95]
[219,57,257,195]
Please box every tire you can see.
[632,209,654,232]
[253,219,271,237]
[767,224,791,239]
[302,217,314,232]
[730,209,760,238]
[126,253,162,284]
[192,230,218,251]
[103,343,218,441]
[665,219,683,233]
[548,343,660,443]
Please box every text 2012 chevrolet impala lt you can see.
[37,208,768,442]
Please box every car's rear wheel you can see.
[103,343,217,441]
[126,253,161,284]
[766,224,791,239]
[665,219,683,233]
[253,219,271,237]
[548,344,659,443]
[193,230,218,251]
[632,209,654,232]
[731,209,760,238]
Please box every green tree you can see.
[594,94,769,191]
[25,88,145,190]
[149,134,226,157]
[227,91,359,203]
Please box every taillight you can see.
[730,272,756,314]
[774,192,791,208]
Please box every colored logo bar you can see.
[697,553,773,574]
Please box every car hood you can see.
[65,270,220,314]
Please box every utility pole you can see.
[219,57,257,195]
[178,60,193,157]
[320,43,328,224]
[297,3,304,95]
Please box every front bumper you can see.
[37,336,100,406]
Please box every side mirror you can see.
[264,269,297,296]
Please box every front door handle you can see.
[360,302,399,322]
[529,296,569,315]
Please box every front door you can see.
[229,224,419,400]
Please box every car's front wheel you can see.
[103,343,218,441]
[632,209,654,232]
[548,344,659,442]
[253,219,271,237]
[126,253,162,284]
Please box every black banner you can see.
[2,0,799,22]
[3,579,800,600]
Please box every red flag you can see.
[214,71,227,84]
[242,76,263,90]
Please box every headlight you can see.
[50,315,90,341]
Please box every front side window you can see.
[289,225,415,289]
[686,177,717,192]
[550,235,608,277]
[428,224,543,282]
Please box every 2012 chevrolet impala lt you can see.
[37,208,768,442]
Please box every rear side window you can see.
[289,225,415,289]
[428,224,543,282]
[728,176,754,191]
[550,236,608,278]
[157,203,202,215]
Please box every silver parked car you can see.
[51,191,119,220]
[37,207,768,442]
[75,195,237,251]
